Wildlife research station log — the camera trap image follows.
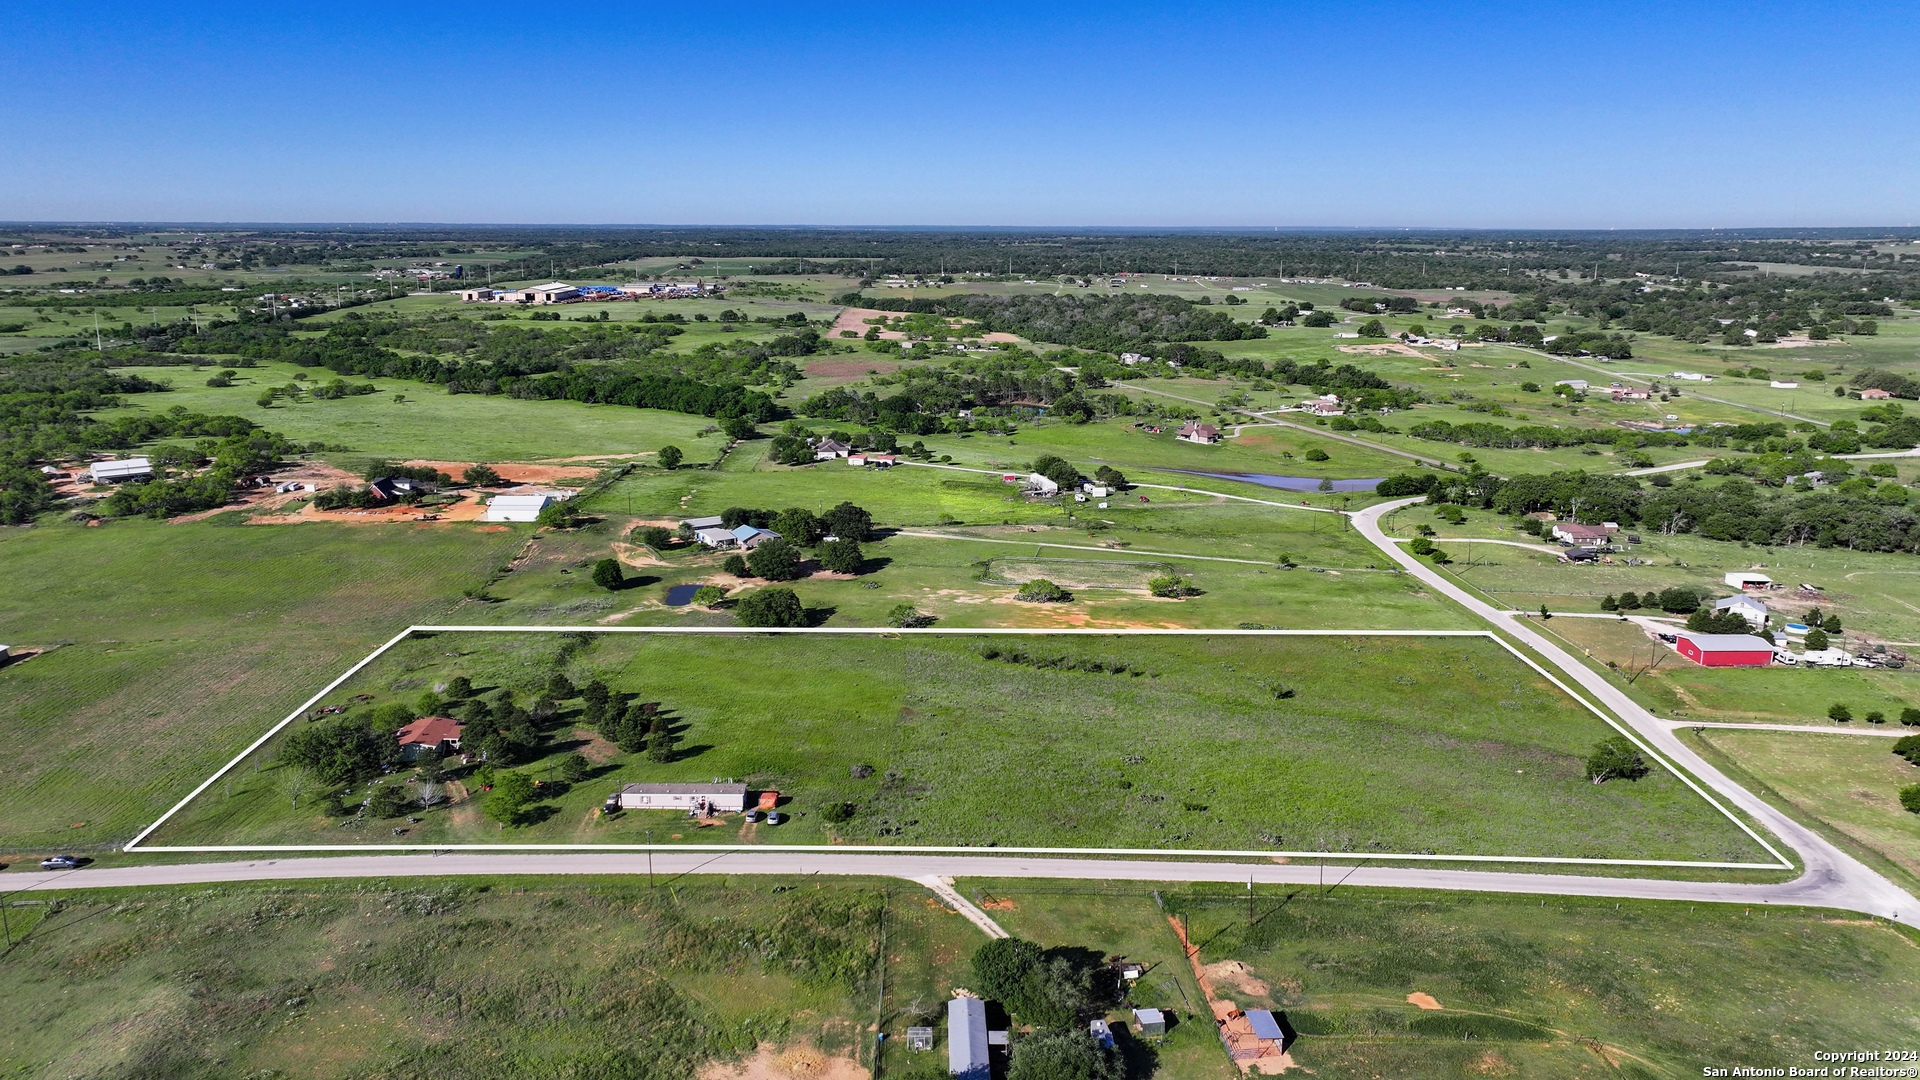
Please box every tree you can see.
[580,679,610,723]
[1031,454,1081,489]
[281,716,392,785]
[1303,448,1330,461]
[1585,736,1650,783]
[1618,591,1641,610]
[887,604,936,628]
[823,501,874,542]
[1656,587,1701,614]
[1600,594,1618,612]
[774,506,825,545]
[1902,785,1920,814]
[693,585,728,607]
[646,716,679,763]
[1901,707,1920,727]
[1804,628,1830,651]
[973,937,1046,1004]
[723,553,750,576]
[1866,710,1887,725]
[1358,319,1388,338]
[1896,735,1920,766]
[818,538,864,574]
[484,770,537,825]
[735,587,807,627]
[1093,465,1129,490]
[1148,574,1200,598]
[1015,579,1072,603]
[369,784,411,818]
[536,499,581,529]
[1007,1030,1124,1080]
[559,752,591,782]
[746,538,804,581]
[769,435,815,465]
[722,416,758,441]
[446,676,473,700]
[592,558,625,591]
[632,525,673,549]
[657,444,683,469]
[463,463,502,486]
[1823,614,1843,634]
[1828,702,1853,723]
[545,671,576,700]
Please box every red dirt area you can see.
[172,462,363,523]
[255,493,489,527]
[804,357,900,380]
[404,460,598,485]
[826,307,911,340]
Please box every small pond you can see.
[1169,470,1385,493]
[664,583,702,607]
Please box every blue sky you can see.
[5,3,1919,227]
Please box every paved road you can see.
[1355,497,1917,925]
[0,852,1880,915]
[1112,382,1454,468]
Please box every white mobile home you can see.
[612,782,748,813]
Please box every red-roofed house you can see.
[1860,388,1893,400]
[1550,522,1617,545]
[1177,421,1221,444]
[395,716,464,759]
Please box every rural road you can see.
[1355,497,1917,926]
[0,852,1887,916]
[1658,719,1913,738]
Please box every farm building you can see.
[89,457,153,483]
[482,494,553,522]
[1550,522,1616,545]
[611,782,748,813]
[1713,594,1769,627]
[1026,473,1061,495]
[683,516,724,530]
[1861,388,1893,400]
[1724,572,1773,590]
[1676,632,1775,667]
[395,716,464,759]
[1177,421,1222,444]
[948,996,990,1080]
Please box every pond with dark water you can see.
[664,583,702,606]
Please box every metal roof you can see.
[684,516,724,528]
[486,494,552,509]
[948,997,989,1080]
[1679,633,1773,651]
[618,782,747,796]
[1246,1009,1284,1041]
[1714,595,1766,610]
[90,457,153,479]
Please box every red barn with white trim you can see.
[1676,632,1774,667]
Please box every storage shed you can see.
[948,996,989,1080]
[1676,633,1775,668]
[89,457,153,483]
[1724,572,1773,590]
[483,494,552,522]
[1134,1007,1167,1037]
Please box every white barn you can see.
[89,457,153,483]
[482,494,552,522]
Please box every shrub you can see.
[820,801,858,824]
[592,558,624,591]
[1014,578,1072,603]
[1303,448,1330,462]
[632,525,673,550]
[657,444,683,469]
[368,784,411,818]
[887,604,936,628]
[1148,574,1200,598]
[722,553,749,576]
[1903,785,1920,813]
[1892,734,1920,766]
[746,538,804,581]
[692,585,728,607]
[1828,703,1853,723]
[1585,736,1650,783]
[1656,587,1702,614]
[735,587,807,627]
[463,464,502,486]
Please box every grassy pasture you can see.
[1077,882,1920,1079]
[0,877,978,1080]
[104,361,729,465]
[1686,728,1920,892]
[0,517,520,853]
[154,631,1763,865]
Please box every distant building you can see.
[696,524,782,549]
[1724,572,1773,590]
[1770,380,1799,389]
[1676,632,1775,668]
[1027,473,1061,495]
[1555,379,1589,391]
[1550,522,1616,545]
[1177,421,1221,444]
[89,457,153,484]
[611,782,748,813]
[1611,386,1653,401]
[395,716,464,759]
[813,437,853,459]
[1861,388,1894,400]
[482,494,553,522]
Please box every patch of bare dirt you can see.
[1407,992,1443,1010]
[1203,960,1271,998]
[804,357,900,380]
[403,460,598,484]
[1338,342,1426,358]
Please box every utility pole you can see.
[93,313,101,352]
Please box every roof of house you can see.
[948,996,989,1077]
[1715,595,1766,610]
[618,782,748,796]
[695,527,735,544]
[815,438,852,452]
[1679,632,1774,651]
[1179,421,1220,436]
[486,494,553,510]
[731,524,778,542]
[684,516,724,529]
[1555,522,1616,536]
[396,716,464,746]
[527,282,577,294]
[1246,1009,1285,1041]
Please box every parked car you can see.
[765,811,785,826]
[40,855,80,870]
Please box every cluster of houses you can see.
[1001,473,1114,503]
[941,995,1178,1079]
[456,281,722,305]
[810,437,898,467]
[682,515,781,549]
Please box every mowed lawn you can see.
[1687,727,1920,892]
[104,361,726,463]
[0,876,977,1080]
[1003,882,1920,1079]
[0,517,521,852]
[157,632,1765,864]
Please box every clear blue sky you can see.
[5,3,1919,228]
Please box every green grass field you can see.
[153,630,1766,864]
[0,516,521,854]
[1685,727,1920,891]
[0,876,978,1080]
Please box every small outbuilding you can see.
[1724,572,1773,590]
[483,494,553,522]
[1676,632,1775,668]
[612,782,749,813]
[89,457,153,484]
[948,996,990,1080]
[906,1027,935,1052]
[1134,1007,1168,1037]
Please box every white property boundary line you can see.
[127,627,1790,870]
